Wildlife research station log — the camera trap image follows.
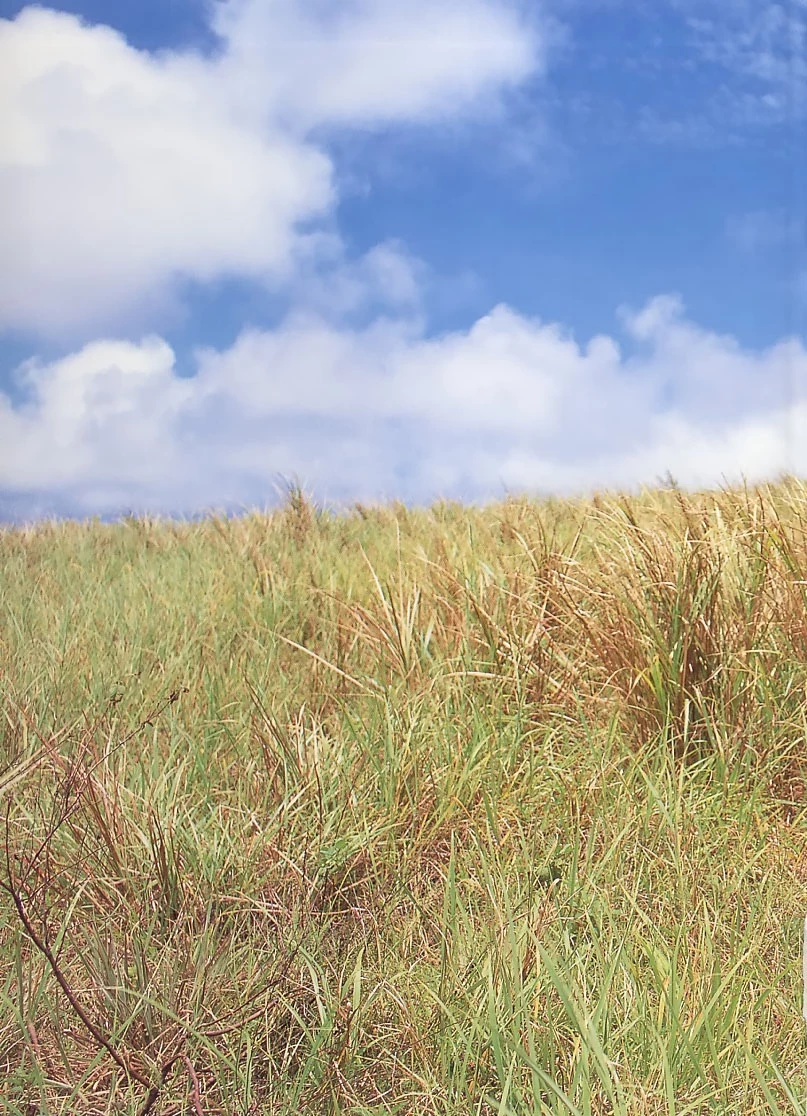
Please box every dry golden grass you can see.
[1,481,807,1113]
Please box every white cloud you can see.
[0,2,541,339]
[289,239,428,318]
[212,0,542,130]
[1,295,803,516]
[2,336,192,493]
[0,8,333,337]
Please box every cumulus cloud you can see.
[0,8,332,336]
[0,1,541,338]
[2,336,191,494]
[0,295,802,517]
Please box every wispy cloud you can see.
[674,0,807,130]
[727,209,805,253]
[550,0,807,147]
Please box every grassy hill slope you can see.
[2,484,807,1113]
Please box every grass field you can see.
[2,483,807,1114]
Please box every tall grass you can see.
[1,483,807,1113]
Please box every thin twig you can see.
[182,1053,204,1116]
[2,691,189,1114]
[137,1052,183,1116]
[1,860,150,1089]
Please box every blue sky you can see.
[1,0,807,519]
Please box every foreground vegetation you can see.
[2,483,807,1114]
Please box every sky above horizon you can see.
[1,0,807,520]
